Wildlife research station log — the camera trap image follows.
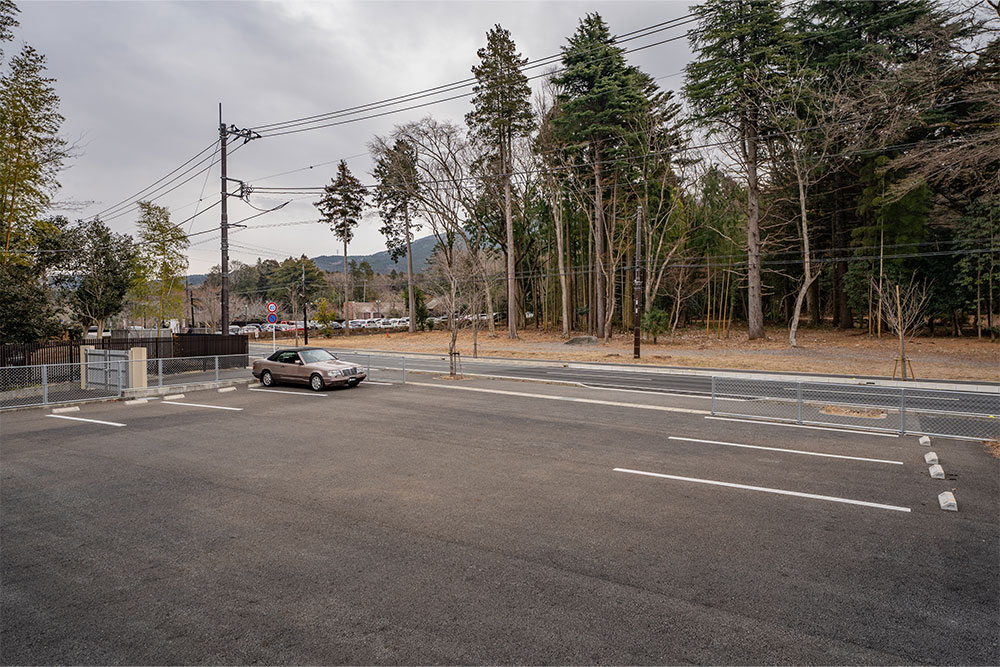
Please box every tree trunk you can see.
[343,239,350,337]
[789,272,821,347]
[504,161,517,339]
[592,145,607,340]
[744,120,764,340]
[405,205,416,333]
[553,194,569,338]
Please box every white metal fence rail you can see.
[710,376,999,441]
[0,354,250,410]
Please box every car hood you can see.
[306,359,357,371]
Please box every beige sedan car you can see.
[252,347,366,391]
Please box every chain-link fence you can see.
[711,376,999,441]
[0,354,253,410]
[0,360,125,409]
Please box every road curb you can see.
[301,345,1000,393]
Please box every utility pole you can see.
[633,206,642,359]
[302,261,309,345]
[219,103,230,335]
[218,102,260,337]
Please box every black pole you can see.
[302,262,309,345]
[633,206,642,359]
[219,103,230,336]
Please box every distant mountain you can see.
[311,234,439,274]
[186,234,439,286]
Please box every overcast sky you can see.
[15,0,696,274]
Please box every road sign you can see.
[266,302,277,313]
[267,313,277,323]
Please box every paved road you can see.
[282,346,999,419]
[3,379,997,664]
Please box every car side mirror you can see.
[294,360,303,365]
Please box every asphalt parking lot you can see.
[2,376,998,664]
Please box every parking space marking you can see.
[247,388,327,397]
[161,401,243,411]
[408,382,708,415]
[47,415,126,427]
[705,415,899,437]
[667,436,903,465]
[613,468,911,513]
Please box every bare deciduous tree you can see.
[872,274,932,380]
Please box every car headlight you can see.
[326,370,338,377]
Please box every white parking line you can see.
[667,436,903,465]
[613,467,911,513]
[408,382,708,415]
[47,415,126,427]
[248,388,327,397]
[705,415,899,437]
[161,401,243,411]
[364,381,393,385]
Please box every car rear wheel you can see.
[309,373,324,392]
[261,370,274,387]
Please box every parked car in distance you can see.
[348,320,365,329]
[251,347,366,391]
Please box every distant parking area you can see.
[2,377,998,664]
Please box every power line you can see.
[247,15,699,134]
[85,139,218,222]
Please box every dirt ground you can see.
[305,325,1000,382]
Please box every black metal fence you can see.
[0,335,247,368]
[173,334,247,357]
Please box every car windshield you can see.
[299,349,337,364]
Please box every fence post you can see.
[796,382,803,424]
[402,356,406,384]
[80,345,94,390]
[710,376,716,415]
[116,360,123,397]
[41,364,48,405]
[158,358,163,387]
[214,356,219,382]
[899,388,906,435]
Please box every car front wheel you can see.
[310,374,324,392]
[261,370,274,387]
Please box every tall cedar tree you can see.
[552,13,650,340]
[372,139,421,332]
[791,0,936,328]
[466,25,534,338]
[136,200,189,326]
[684,0,787,339]
[315,159,366,332]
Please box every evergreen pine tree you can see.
[552,13,651,340]
[684,0,788,340]
[466,24,533,339]
[315,160,367,331]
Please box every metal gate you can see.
[84,348,128,391]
